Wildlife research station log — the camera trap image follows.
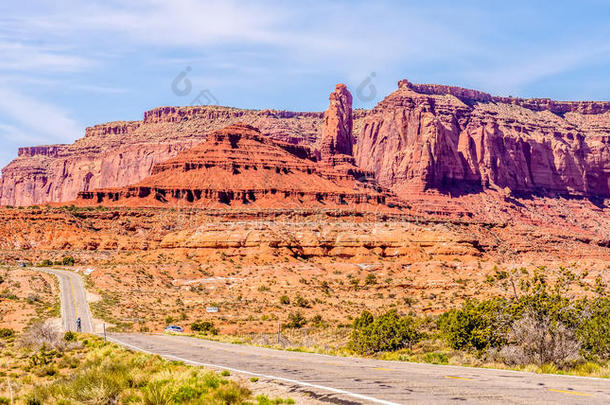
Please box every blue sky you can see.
[0,0,609,168]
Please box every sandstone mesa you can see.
[1,79,608,216]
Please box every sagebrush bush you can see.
[61,256,76,266]
[0,328,14,339]
[20,322,66,350]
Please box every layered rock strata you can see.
[77,123,393,208]
[2,79,609,207]
[0,106,340,206]
[356,79,610,197]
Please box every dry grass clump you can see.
[21,336,289,405]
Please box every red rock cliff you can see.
[2,80,609,206]
[76,123,391,208]
[356,80,610,197]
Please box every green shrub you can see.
[310,314,324,327]
[365,273,377,286]
[39,259,53,267]
[294,295,310,308]
[353,310,373,329]
[173,385,202,402]
[220,370,231,376]
[61,256,76,266]
[0,328,14,339]
[35,365,57,377]
[64,331,77,341]
[285,312,307,329]
[422,352,449,364]
[279,295,290,305]
[577,297,610,360]
[255,395,294,405]
[350,309,422,354]
[438,299,508,351]
[191,320,218,335]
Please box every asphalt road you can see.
[37,268,94,333]
[108,333,610,404]
[40,267,610,404]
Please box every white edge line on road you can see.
[107,336,401,405]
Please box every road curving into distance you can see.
[42,267,610,404]
[36,267,94,333]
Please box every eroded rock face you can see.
[77,123,392,208]
[3,79,610,206]
[356,80,610,197]
[0,107,337,206]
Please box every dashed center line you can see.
[374,367,392,371]
[69,278,79,318]
[445,376,474,381]
[548,388,594,397]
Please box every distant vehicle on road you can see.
[164,325,183,333]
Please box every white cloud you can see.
[0,123,33,143]
[0,40,92,72]
[0,1,480,81]
[69,84,128,94]
[0,88,82,145]
[469,43,610,96]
